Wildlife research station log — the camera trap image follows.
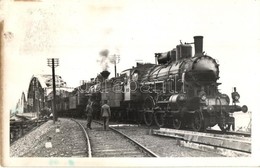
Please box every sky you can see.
[1,0,260,115]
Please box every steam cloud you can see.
[97,49,118,71]
[99,49,109,57]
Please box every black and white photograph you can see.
[1,0,259,167]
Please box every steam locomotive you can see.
[54,36,248,132]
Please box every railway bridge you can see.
[15,74,71,116]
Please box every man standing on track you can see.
[86,99,93,129]
[101,100,111,130]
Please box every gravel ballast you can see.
[10,118,87,157]
[117,126,223,157]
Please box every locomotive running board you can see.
[152,128,251,157]
[109,124,139,127]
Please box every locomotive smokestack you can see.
[100,70,110,79]
[194,36,203,56]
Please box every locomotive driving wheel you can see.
[172,115,182,129]
[143,96,155,126]
[144,112,154,126]
[154,111,165,128]
[191,110,204,132]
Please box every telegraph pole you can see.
[47,58,59,124]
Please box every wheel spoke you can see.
[142,96,155,126]
[154,112,165,127]
[192,111,204,132]
[144,112,153,126]
[173,116,182,129]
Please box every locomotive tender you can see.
[55,36,248,132]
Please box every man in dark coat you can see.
[86,100,93,129]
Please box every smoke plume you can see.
[97,49,118,71]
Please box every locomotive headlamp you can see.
[198,91,206,101]
[234,95,240,100]
[207,105,214,113]
[231,91,240,102]
[200,94,207,101]
[231,87,240,103]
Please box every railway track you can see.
[72,119,158,157]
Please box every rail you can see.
[71,119,92,157]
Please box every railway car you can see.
[53,87,88,118]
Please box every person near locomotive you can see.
[101,100,111,130]
[85,99,93,129]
